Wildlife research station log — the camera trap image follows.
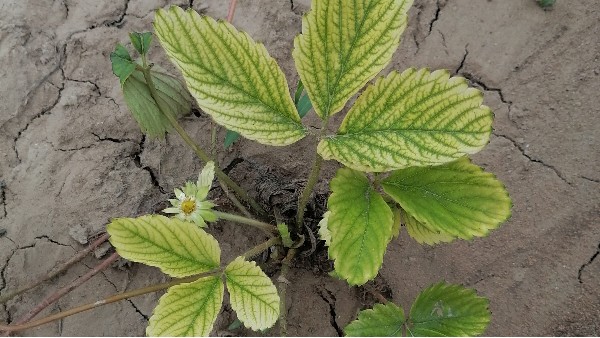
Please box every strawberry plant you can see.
[0,0,511,336]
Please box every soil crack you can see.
[317,288,343,337]
[578,242,600,284]
[427,0,442,36]
[0,181,6,219]
[132,135,167,194]
[493,133,571,185]
[454,46,469,75]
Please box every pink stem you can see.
[226,0,238,23]
[6,252,120,331]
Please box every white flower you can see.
[163,161,217,227]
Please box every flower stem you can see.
[213,210,278,235]
[0,270,221,334]
[139,62,266,217]
[241,237,282,259]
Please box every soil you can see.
[1,0,599,336]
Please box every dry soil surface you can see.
[1,0,599,336]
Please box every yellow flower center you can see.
[180,199,196,215]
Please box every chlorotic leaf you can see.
[328,168,394,285]
[345,303,405,337]
[129,31,153,55]
[390,205,402,240]
[317,211,331,246]
[401,208,455,245]
[318,69,494,172]
[110,44,136,85]
[107,215,220,277]
[225,257,280,331]
[407,282,491,336]
[154,7,306,146]
[382,157,511,240]
[293,0,412,119]
[147,276,224,337]
[122,66,192,138]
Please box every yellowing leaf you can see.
[154,6,306,146]
[382,158,512,240]
[401,208,455,245]
[225,257,280,331]
[318,69,493,172]
[107,215,220,277]
[318,211,332,246]
[345,303,405,337]
[147,276,224,337]
[328,168,394,285]
[408,282,491,336]
[293,0,412,119]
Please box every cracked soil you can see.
[1,0,599,336]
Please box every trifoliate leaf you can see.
[147,276,224,337]
[328,168,394,285]
[401,208,455,245]
[129,31,153,55]
[110,44,136,85]
[382,158,511,240]
[407,282,490,336]
[154,6,306,146]
[318,69,493,172]
[107,215,220,277]
[225,257,280,331]
[122,66,192,138]
[345,303,405,337]
[293,0,412,119]
[317,211,331,246]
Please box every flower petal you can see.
[174,188,185,200]
[192,213,207,228]
[162,207,180,214]
[198,162,215,189]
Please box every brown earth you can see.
[1,0,599,336]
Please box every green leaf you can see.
[224,130,241,149]
[154,6,306,146]
[107,215,220,277]
[293,79,304,105]
[147,276,224,337]
[225,257,280,331]
[345,303,405,337]
[110,44,136,85]
[327,168,394,285]
[318,69,494,172]
[277,223,293,248]
[122,67,192,138]
[293,0,412,119]
[401,208,455,245]
[129,31,153,55]
[382,158,511,240]
[408,282,490,336]
[296,93,312,118]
